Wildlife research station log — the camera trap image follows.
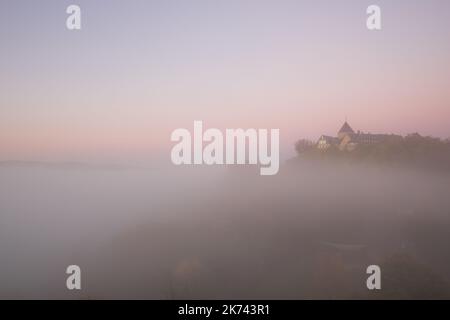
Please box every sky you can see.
[1,0,450,162]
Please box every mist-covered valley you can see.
[1,160,450,299]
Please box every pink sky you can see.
[1,1,450,162]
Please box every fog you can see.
[1,160,450,299]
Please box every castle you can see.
[317,121,399,151]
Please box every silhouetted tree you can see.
[295,139,315,155]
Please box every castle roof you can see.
[338,121,354,134]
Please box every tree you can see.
[295,139,315,155]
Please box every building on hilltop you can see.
[317,121,400,151]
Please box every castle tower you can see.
[337,121,355,140]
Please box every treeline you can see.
[294,133,450,171]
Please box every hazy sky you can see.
[1,0,450,161]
